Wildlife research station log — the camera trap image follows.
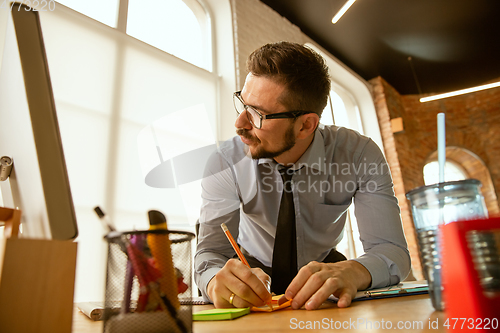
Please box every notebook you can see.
[328,281,429,302]
[77,297,209,321]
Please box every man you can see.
[195,41,410,310]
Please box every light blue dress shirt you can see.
[195,125,410,301]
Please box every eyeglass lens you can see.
[234,94,262,128]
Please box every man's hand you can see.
[283,260,371,310]
[207,258,272,308]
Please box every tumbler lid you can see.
[406,179,482,201]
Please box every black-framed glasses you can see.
[233,91,314,129]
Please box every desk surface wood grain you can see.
[73,294,445,332]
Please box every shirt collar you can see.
[257,129,326,173]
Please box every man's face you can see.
[235,74,297,160]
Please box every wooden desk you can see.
[73,294,445,332]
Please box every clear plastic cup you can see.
[406,179,488,311]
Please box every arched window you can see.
[320,88,365,260]
[321,87,363,132]
[56,0,212,70]
[127,0,212,70]
[423,160,467,185]
[424,147,499,215]
[55,0,120,27]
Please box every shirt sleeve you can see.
[351,139,411,288]
[194,150,241,301]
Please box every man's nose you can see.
[235,110,252,129]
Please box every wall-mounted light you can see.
[0,156,13,181]
[332,0,357,24]
[420,80,500,102]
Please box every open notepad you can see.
[328,281,429,302]
[77,297,210,321]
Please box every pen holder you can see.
[103,230,195,333]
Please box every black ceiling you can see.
[259,0,500,95]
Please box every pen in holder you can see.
[103,229,195,333]
[147,210,180,311]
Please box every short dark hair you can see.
[246,41,331,116]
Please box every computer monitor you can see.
[0,3,78,240]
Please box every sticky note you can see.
[251,294,292,312]
[192,307,250,321]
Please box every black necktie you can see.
[271,167,298,295]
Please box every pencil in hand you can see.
[220,223,273,310]
[221,223,250,266]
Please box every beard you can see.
[236,124,296,160]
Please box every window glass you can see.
[56,0,119,27]
[321,89,362,133]
[39,3,216,302]
[320,91,349,126]
[320,90,364,260]
[423,161,467,185]
[127,0,210,70]
[320,94,334,125]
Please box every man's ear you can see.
[296,113,319,139]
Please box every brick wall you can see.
[370,76,500,279]
[400,86,500,202]
[403,81,500,204]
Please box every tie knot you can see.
[278,166,294,182]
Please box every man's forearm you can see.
[353,242,411,289]
[342,260,372,291]
[194,252,228,300]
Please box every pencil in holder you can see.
[103,229,195,333]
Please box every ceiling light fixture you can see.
[420,80,500,102]
[332,0,357,24]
